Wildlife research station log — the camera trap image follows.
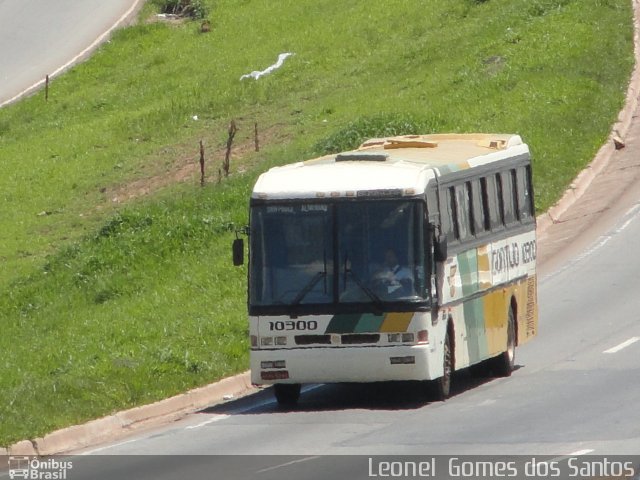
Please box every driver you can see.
[374,248,413,294]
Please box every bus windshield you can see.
[250,200,428,312]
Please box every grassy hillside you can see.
[0,0,634,445]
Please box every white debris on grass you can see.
[240,52,294,81]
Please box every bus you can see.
[233,133,538,405]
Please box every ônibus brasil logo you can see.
[8,456,73,480]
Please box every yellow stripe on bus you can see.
[380,312,413,332]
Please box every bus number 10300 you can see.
[268,320,318,331]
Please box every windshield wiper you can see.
[346,270,385,311]
[291,271,326,305]
[343,253,384,311]
[292,249,328,305]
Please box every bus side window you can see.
[447,186,460,242]
[485,175,504,231]
[511,169,520,222]
[455,184,470,241]
[471,179,485,235]
[501,171,517,225]
[479,177,492,232]
[465,181,480,237]
[517,166,534,221]
[495,174,504,227]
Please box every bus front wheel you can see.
[274,383,301,406]
[493,307,516,377]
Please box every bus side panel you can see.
[449,289,509,369]
[448,271,533,368]
[483,287,510,358]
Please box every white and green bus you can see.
[234,133,538,405]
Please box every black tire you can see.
[493,307,516,377]
[274,383,301,406]
[431,330,452,401]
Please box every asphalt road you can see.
[0,0,140,107]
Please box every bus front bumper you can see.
[251,344,439,385]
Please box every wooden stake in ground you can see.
[45,75,49,102]
[199,140,206,187]
[223,120,238,178]
[254,122,260,152]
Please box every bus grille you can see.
[294,334,381,345]
[295,335,331,345]
[341,334,380,344]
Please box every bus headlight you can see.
[261,337,273,346]
[402,333,414,343]
[388,333,401,343]
[388,333,416,343]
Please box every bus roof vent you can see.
[335,152,390,162]
[478,138,507,150]
[383,139,438,149]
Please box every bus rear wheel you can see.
[430,330,452,401]
[492,307,516,377]
[274,383,301,406]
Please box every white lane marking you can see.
[625,203,640,218]
[573,236,609,263]
[79,438,141,455]
[617,216,635,233]
[566,449,595,456]
[543,449,595,464]
[256,456,321,474]
[185,414,230,429]
[603,337,640,354]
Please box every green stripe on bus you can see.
[354,313,385,333]
[326,313,386,333]
[463,297,486,363]
[326,313,362,333]
[458,250,479,297]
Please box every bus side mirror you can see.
[232,238,244,266]
[434,235,448,262]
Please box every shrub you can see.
[154,0,209,19]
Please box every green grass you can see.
[0,0,634,445]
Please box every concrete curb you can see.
[35,417,124,457]
[7,372,253,456]
[536,0,640,239]
[7,440,38,456]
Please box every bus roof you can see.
[251,133,529,200]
